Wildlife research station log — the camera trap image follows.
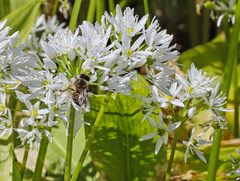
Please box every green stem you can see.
[108,0,115,13]
[70,92,111,181]
[207,1,240,180]
[234,64,239,137]
[11,132,20,181]
[188,0,199,47]
[21,145,29,180]
[64,105,75,181]
[11,100,21,180]
[87,0,96,23]
[69,0,82,31]
[143,0,150,27]
[52,0,59,16]
[207,129,222,181]
[202,9,210,43]
[222,18,230,41]
[33,135,49,181]
[165,129,179,181]
[96,0,105,23]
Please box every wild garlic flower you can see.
[41,28,80,60]
[78,21,113,73]
[204,83,233,128]
[14,100,54,148]
[176,64,215,99]
[140,114,181,155]
[144,18,179,68]
[0,108,13,137]
[183,128,207,163]
[0,91,7,115]
[104,5,148,37]
[28,15,65,53]
[150,82,184,108]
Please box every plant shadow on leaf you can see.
[84,76,167,181]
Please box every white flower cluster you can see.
[0,5,232,163]
[139,63,232,162]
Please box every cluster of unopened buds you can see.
[204,0,236,27]
[0,5,232,162]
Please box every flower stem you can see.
[69,0,82,31]
[70,92,111,181]
[233,64,239,137]
[108,0,115,13]
[21,145,29,180]
[87,0,96,23]
[207,1,240,180]
[33,135,49,181]
[165,129,179,181]
[64,105,75,181]
[143,0,150,26]
[207,129,222,181]
[96,0,105,23]
[52,0,59,16]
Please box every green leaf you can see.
[0,0,10,19]
[9,0,30,12]
[45,122,96,180]
[0,146,11,181]
[1,0,43,43]
[85,76,166,181]
[178,36,227,77]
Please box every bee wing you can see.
[78,91,90,112]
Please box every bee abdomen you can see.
[72,92,81,106]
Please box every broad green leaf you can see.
[178,36,227,77]
[9,0,30,12]
[44,122,97,180]
[85,76,166,181]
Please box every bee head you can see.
[79,74,90,81]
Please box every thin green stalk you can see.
[202,9,210,43]
[207,129,222,181]
[108,0,115,13]
[87,0,96,23]
[52,0,59,16]
[70,92,111,181]
[165,129,180,181]
[188,0,199,47]
[69,0,82,31]
[222,18,230,41]
[21,145,29,180]
[11,132,20,181]
[143,0,150,27]
[207,1,240,180]
[33,135,49,181]
[96,0,105,23]
[234,64,239,137]
[64,105,75,181]
[11,100,21,180]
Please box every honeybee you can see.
[70,74,90,112]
